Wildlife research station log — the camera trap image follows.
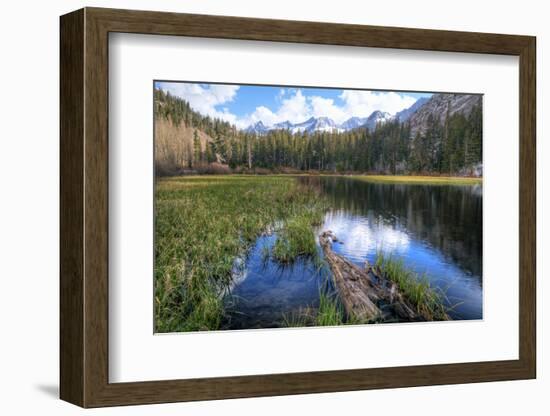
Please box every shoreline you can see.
[156,175,478,331]
[350,175,482,185]
[159,173,483,185]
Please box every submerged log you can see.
[320,232,381,321]
[319,231,447,322]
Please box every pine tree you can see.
[154,89,482,175]
[193,129,201,167]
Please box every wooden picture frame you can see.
[60,7,536,408]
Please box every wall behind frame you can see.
[0,0,546,415]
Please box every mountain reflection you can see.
[301,176,482,280]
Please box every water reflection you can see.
[303,176,483,280]
[222,234,327,330]
[320,210,411,259]
[223,176,483,328]
[305,176,483,320]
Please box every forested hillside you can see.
[154,89,482,176]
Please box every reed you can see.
[155,175,327,332]
[375,253,449,321]
[272,214,321,263]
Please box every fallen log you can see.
[319,230,448,322]
[319,231,381,321]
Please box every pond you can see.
[222,176,482,329]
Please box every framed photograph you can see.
[60,7,536,407]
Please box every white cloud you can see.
[237,89,311,128]
[309,96,347,124]
[244,106,279,127]
[157,82,421,129]
[339,90,417,118]
[241,89,418,127]
[276,89,311,124]
[155,82,239,124]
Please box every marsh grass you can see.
[283,253,451,327]
[282,308,315,328]
[375,253,449,320]
[272,214,321,263]
[155,174,457,332]
[282,277,350,328]
[282,292,345,328]
[155,175,328,332]
[315,291,346,326]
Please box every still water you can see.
[222,176,482,329]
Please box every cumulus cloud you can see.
[155,82,240,125]
[309,96,347,124]
[276,89,311,123]
[156,82,421,129]
[240,89,418,127]
[244,106,279,127]
[339,90,417,118]
[238,89,311,128]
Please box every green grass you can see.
[351,174,482,185]
[315,291,346,326]
[271,213,323,263]
[282,308,314,327]
[155,174,456,332]
[284,254,451,326]
[375,253,449,321]
[155,175,328,332]
[282,291,346,328]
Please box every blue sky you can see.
[154,81,432,129]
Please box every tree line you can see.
[154,88,482,176]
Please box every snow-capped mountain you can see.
[245,116,344,135]
[244,103,425,135]
[339,116,369,130]
[337,111,393,132]
[362,111,393,131]
[272,120,294,130]
[244,120,270,135]
[290,117,343,134]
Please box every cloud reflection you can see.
[320,210,410,263]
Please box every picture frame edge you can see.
[59,7,537,408]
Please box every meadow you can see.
[154,175,327,332]
[155,175,456,332]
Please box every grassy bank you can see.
[351,174,482,185]
[375,253,449,321]
[155,175,327,332]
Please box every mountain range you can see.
[243,93,481,137]
[245,110,393,135]
[243,98,423,135]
